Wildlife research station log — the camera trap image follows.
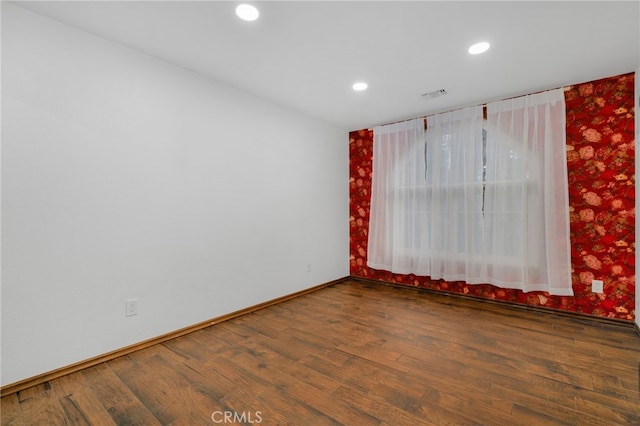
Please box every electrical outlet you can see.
[591,280,604,294]
[125,298,138,317]
[307,263,312,273]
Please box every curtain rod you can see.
[370,83,571,130]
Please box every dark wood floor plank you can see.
[80,363,161,426]
[53,373,116,426]
[160,330,227,364]
[244,338,342,396]
[331,383,438,426]
[225,386,339,426]
[0,393,25,426]
[214,389,285,425]
[15,383,49,403]
[285,378,381,425]
[108,348,218,425]
[488,381,587,425]
[16,383,68,426]
[509,403,576,426]
[2,280,639,425]
[398,362,516,424]
[576,395,640,425]
[404,388,485,426]
[296,349,351,380]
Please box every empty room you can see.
[1,1,639,425]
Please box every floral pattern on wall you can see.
[349,73,635,320]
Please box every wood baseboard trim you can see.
[0,277,349,397]
[349,276,637,329]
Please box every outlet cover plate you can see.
[125,298,138,317]
[591,280,604,293]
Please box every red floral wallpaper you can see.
[349,73,635,320]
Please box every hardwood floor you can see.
[2,279,640,425]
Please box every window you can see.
[367,89,573,296]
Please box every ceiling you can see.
[9,1,640,131]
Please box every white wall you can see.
[1,4,349,386]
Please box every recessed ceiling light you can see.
[468,41,490,55]
[352,82,368,91]
[236,4,259,21]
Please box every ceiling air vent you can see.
[422,89,447,99]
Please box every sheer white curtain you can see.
[367,89,573,296]
[484,88,572,295]
[368,119,427,274]
[420,106,486,279]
